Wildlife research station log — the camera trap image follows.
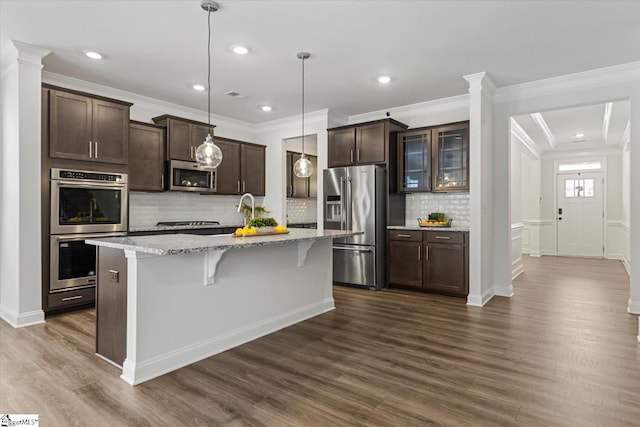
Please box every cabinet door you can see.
[92,99,129,164]
[388,240,423,288]
[433,122,469,191]
[167,119,192,161]
[290,152,309,198]
[308,155,318,198]
[241,144,265,196]
[424,243,467,296]
[191,124,211,154]
[49,90,93,161]
[356,122,386,164]
[286,152,293,197]
[399,129,431,192]
[129,123,165,191]
[215,139,241,194]
[328,128,356,167]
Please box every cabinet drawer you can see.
[425,231,465,244]
[388,230,423,242]
[48,287,95,309]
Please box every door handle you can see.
[418,245,421,261]
[558,208,563,214]
[88,141,93,158]
[397,234,412,238]
[94,141,98,158]
[350,150,354,163]
[332,246,372,253]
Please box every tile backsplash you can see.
[286,198,318,224]
[404,192,470,227]
[129,192,259,228]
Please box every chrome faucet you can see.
[237,193,255,223]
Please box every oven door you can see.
[50,233,124,292]
[51,180,128,234]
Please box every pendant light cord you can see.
[301,55,305,157]
[207,5,212,135]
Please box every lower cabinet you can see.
[387,229,468,297]
[96,247,127,366]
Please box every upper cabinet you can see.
[152,115,214,162]
[432,122,469,192]
[48,87,131,164]
[212,137,265,196]
[397,121,469,193]
[129,121,166,192]
[327,118,408,168]
[286,151,317,198]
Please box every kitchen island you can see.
[86,229,359,386]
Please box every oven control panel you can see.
[52,168,127,183]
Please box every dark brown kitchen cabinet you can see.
[286,151,317,198]
[241,143,266,196]
[96,247,127,366]
[48,88,131,164]
[215,138,242,194]
[129,121,166,191]
[398,128,432,192]
[327,118,408,168]
[387,229,468,297]
[432,122,469,192]
[152,115,215,162]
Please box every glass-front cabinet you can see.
[432,122,469,192]
[397,121,469,193]
[398,129,432,192]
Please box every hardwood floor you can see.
[2,255,639,426]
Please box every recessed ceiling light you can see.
[192,84,206,91]
[232,45,249,55]
[85,51,103,60]
[575,133,585,138]
[260,105,273,112]
[377,75,391,84]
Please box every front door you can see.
[556,172,604,257]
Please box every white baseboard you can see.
[529,250,542,258]
[622,258,631,276]
[512,258,524,281]
[628,299,640,315]
[467,287,495,307]
[121,298,335,386]
[0,306,45,328]
[495,283,514,297]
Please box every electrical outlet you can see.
[109,270,119,282]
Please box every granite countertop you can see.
[388,225,470,232]
[87,229,361,256]
[128,224,240,233]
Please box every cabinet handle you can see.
[242,181,246,192]
[418,245,421,261]
[89,140,93,158]
[94,141,98,158]
[350,150,354,162]
[357,148,360,162]
[426,246,429,261]
[237,181,241,193]
[190,146,193,160]
[435,236,451,240]
[62,295,83,302]
[161,174,164,188]
[397,234,412,238]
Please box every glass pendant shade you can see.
[195,134,223,169]
[293,154,313,178]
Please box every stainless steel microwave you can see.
[167,160,217,193]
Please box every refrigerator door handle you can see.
[339,177,345,230]
[333,246,373,253]
[346,177,353,230]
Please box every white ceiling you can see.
[512,100,630,156]
[1,1,639,124]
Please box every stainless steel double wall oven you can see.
[50,168,127,292]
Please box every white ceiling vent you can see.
[224,90,248,99]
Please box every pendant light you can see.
[293,52,313,178]
[195,0,223,170]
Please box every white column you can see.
[0,40,50,327]
[464,72,498,306]
[628,85,640,315]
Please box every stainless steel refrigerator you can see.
[323,165,386,290]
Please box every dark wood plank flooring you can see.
[2,255,639,426]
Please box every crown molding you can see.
[620,120,630,148]
[347,94,469,125]
[530,112,557,149]
[463,71,497,100]
[511,118,541,159]
[602,102,613,145]
[494,61,640,103]
[254,109,329,133]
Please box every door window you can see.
[564,178,594,198]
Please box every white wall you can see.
[622,142,631,272]
[510,136,524,278]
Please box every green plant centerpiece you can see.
[240,203,267,220]
[248,217,278,228]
